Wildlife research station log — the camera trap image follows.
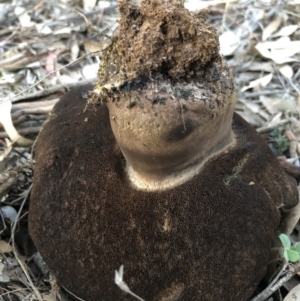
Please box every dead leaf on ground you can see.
[255,37,300,64]
[219,31,240,56]
[263,18,282,41]
[260,95,297,115]
[279,64,294,79]
[0,240,13,253]
[241,73,273,92]
[273,25,299,38]
[0,100,33,146]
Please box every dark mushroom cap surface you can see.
[29,84,298,301]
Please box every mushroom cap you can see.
[29,85,298,301]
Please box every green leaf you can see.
[279,234,291,249]
[287,249,300,263]
[284,249,289,261]
[295,242,300,254]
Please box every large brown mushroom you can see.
[29,1,299,300]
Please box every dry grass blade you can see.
[10,183,43,301]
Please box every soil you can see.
[91,0,220,104]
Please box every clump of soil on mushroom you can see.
[92,0,221,99]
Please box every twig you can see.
[10,78,96,103]
[250,261,300,301]
[257,120,289,133]
[61,285,86,301]
[10,183,43,301]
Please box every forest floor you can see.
[0,0,300,300]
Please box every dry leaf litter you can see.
[0,0,300,300]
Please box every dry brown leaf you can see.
[241,73,273,92]
[286,130,297,158]
[45,51,60,74]
[219,31,240,56]
[263,18,282,41]
[0,240,13,253]
[273,25,299,38]
[83,40,102,53]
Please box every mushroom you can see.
[29,1,299,301]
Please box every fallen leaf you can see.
[263,18,282,41]
[278,64,294,79]
[0,273,10,283]
[0,240,13,253]
[247,62,274,73]
[54,28,72,35]
[36,23,52,34]
[99,1,112,8]
[82,64,99,79]
[0,206,18,223]
[273,25,299,37]
[83,0,97,11]
[255,41,299,64]
[239,98,269,120]
[14,7,34,27]
[241,73,273,92]
[83,40,102,53]
[260,95,297,114]
[0,100,33,146]
[219,31,240,56]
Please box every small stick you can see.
[250,261,300,301]
[11,184,43,301]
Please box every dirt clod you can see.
[94,0,220,100]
